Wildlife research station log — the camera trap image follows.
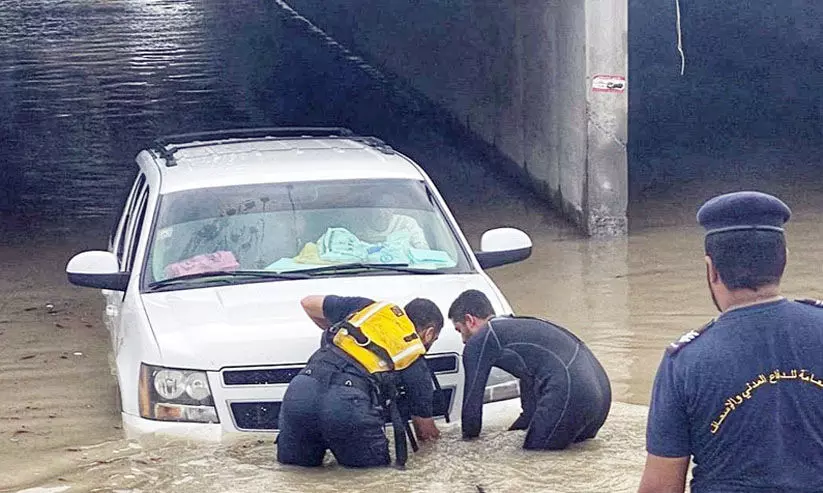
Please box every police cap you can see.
[696,191,791,236]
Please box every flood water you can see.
[1,0,822,491]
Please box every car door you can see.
[110,180,151,359]
[103,173,148,339]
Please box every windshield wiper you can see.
[147,269,310,290]
[297,262,446,276]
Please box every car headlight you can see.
[139,363,219,423]
[484,367,521,403]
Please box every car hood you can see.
[141,273,510,370]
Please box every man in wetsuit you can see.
[637,191,823,493]
[448,290,612,449]
[277,294,442,468]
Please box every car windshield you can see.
[142,178,473,288]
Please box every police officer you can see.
[276,294,443,468]
[638,191,823,493]
[448,290,612,449]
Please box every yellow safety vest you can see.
[331,301,427,374]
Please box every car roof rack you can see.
[149,127,394,167]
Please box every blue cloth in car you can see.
[318,228,370,263]
[408,248,456,268]
[270,227,457,269]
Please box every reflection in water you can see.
[1,0,822,491]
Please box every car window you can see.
[109,172,139,252]
[122,182,149,273]
[144,179,474,285]
[114,173,146,266]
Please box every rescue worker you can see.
[637,191,823,493]
[448,290,612,449]
[276,294,443,469]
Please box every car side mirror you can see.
[66,251,130,291]
[475,228,533,269]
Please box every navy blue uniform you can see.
[647,299,823,492]
[276,296,434,468]
[461,316,611,449]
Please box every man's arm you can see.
[400,358,440,441]
[408,222,429,250]
[461,327,501,439]
[492,348,535,431]
[301,295,330,329]
[508,375,536,430]
[640,353,691,493]
[300,295,374,329]
[637,454,689,493]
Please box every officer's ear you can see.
[704,255,720,284]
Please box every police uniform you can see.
[276,296,434,468]
[646,191,823,492]
[461,315,612,449]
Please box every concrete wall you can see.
[286,0,628,236]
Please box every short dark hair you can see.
[404,298,444,334]
[448,289,495,321]
[705,230,787,290]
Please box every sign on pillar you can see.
[591,75,627,93]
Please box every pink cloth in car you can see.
[164,251,240,278]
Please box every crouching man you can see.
[449,289,612,449]
[277,294,443,468]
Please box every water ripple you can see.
[14,402,648,493]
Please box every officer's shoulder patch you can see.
[666,319,715,355]
[796,298,823,308]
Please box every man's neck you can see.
[477,315,494,332]
[723,285,783,312]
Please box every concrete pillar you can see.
[282,0,629,236]
[584,0,628,236]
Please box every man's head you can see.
[366,193,397,232]
[696,191,791,311]
[447,289,495,343]
[404,298,444,350]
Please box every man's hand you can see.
[411,416,441,442]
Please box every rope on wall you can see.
[675,0,685,75]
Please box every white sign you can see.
[592,75,626,93]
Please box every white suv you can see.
[66,127,532,441]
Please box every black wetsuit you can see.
[461,316,611,449]
[276,296,434,468]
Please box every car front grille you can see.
[223,367,302,386]
[222,354,459,387]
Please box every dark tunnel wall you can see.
[629,0,823,193]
